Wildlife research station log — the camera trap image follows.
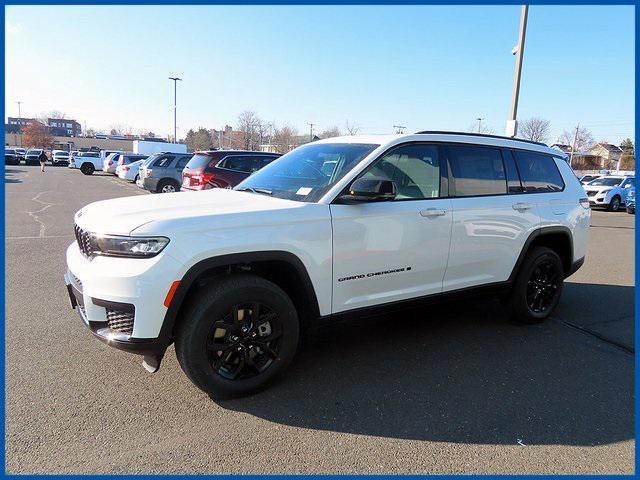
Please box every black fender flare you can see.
[156,250,320,346]
[508,226,574,282]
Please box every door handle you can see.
[420,208,447,217]
[512,202,532,211]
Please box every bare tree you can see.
[273,125,299,153]
[237,111,262,150]
[519,117,551,142]
[319,126,341,139]
[467,122,495,134]
[558,126,595,153]
[345,120,360,135]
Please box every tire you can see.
[80,163,95,175]
[627,208,635,214]
[507,246,564,324]
[133,174,139,183]
[175,274,300,398]
[157,179,180,193]
[609,195,621,212]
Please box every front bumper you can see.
[65,241,183,347]
[64,272,166,355]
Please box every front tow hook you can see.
[142,353,164,373]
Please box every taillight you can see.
[579,197,590,209]
[123,166,130,172]
[146,169,152,177]
[108,160,113,166]
[184,169,215,189]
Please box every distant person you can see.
[39,150,47,173]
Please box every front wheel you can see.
[609,196,621,212]
[507,246,564,324]
[175,274,300,398]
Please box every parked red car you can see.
[181,150,281,191]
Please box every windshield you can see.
[589,177,623,187]
[234,143,378,202]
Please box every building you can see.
[6,117,37,133]
[47,118,81,137]
[6,117,82,137]
[589,143,623,169]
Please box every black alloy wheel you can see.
[207,303,282,381]
[525,259,560,314]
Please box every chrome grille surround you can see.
[74,224,94,258]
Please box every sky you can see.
[5,5,635,145]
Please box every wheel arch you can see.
[158,251,321,345]
[509,226,574,281]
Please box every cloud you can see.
[6,21,21,36]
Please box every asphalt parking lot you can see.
[5,165,635,474]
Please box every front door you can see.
[330,143,452,313]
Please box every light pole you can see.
[476,117,485,133]
[168,77,182,142]
[16,101,23,147]
[506,5,529,137]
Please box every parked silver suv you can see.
[139,152,193,193]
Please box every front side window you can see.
[362,144,441,200]
[235,143,378,202]
[514,151,565,192]
[448,145,507,197]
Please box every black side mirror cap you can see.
[337,177,397,203]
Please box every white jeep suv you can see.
[64,132,590,397]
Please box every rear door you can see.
[442,144,539,291]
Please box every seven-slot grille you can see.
[106,309,135,335]
[74,224,93,257]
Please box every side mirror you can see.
[338,177,396,203]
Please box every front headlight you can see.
[92,235,169,258]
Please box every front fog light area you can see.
[93,235,169,258]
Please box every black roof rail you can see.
[414,130,548,147]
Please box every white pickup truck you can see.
[69,151,102,175]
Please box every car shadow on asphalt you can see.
[5,168,25,183]
[218,284,634,447]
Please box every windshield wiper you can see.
[236,187,273,196]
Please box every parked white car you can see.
[52,150,70,166]
[117,158,146,182]
[65,132,589,398]
[69,151,102,174]
[579,174,601,185]
[583,175,635,211]
[102,152,122,174]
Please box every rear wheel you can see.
[175,274,299,398]
[508,246,563,324]
[80,163,95,175]
[157,179,180,193]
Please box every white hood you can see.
[74,189,303,235]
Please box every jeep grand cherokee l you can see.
[65,132,589,398]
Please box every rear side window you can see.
[513,151,564,192]
[222,156,255,173]
[176,157,190,168]
[448,145,507,197]
[154,155,175,168]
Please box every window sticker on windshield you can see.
[296,187,313,196]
